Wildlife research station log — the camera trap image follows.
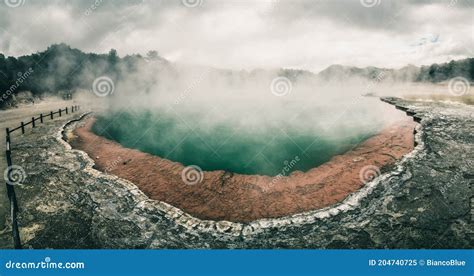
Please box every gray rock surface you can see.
[3,98,473,248]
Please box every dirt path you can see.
[0,99,79,247]
[70,117,416,222]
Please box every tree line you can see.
[0,44,164,108]
[0,43,473,108]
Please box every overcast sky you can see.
[0,0,472,72]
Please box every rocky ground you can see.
[1,98,473,248]
[0,99,79,248]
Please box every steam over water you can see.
[93,109,379,176]
[92,70,406,176]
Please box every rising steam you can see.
[91,62,411,176]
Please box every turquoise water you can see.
[92,106,384,176]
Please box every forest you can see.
[0,43,473,108]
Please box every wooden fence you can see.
[4,105,80,249]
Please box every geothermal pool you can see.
[91,98,400,176]
[71,97,415,221]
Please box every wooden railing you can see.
[4,105,80,249]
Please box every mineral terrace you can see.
[1,98,473,248]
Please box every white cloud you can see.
[0,0,472,72]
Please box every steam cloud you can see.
[91,62,411,175]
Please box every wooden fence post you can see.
[4,128,22,249]
[20,122,25,134]
[50,111,53,119]
[59,109,62,117]
[31,117,35,128]
[5,128,10,153]
[40,114,43,123]
[66,107,68,114]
